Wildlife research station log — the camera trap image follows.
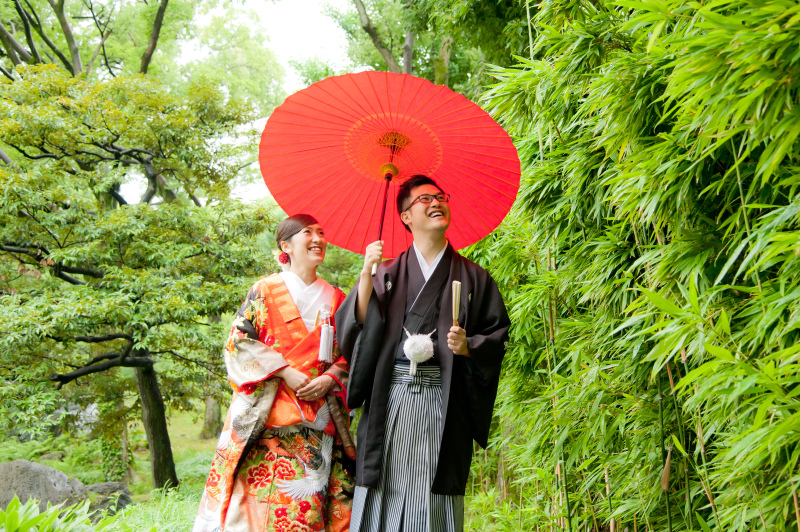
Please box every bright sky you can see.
[257,0,352,93]
[230,0,353,203]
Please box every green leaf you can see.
[648,20,666,53]
[671,434,687,456]
[696,512,713,532]
[704,342,734,362]
[640,288,684,316]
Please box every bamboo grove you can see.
[462,0,800,530]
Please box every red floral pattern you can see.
[273,458,296,481]
[245,461,273,495]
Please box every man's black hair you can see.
[396,175,445,232]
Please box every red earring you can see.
[278,251,290,264]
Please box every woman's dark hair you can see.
[275,214,319,262]
[396,175,445,232]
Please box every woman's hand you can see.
[361,240,384,276]
[297,374,335,401]
[276,366,310,391]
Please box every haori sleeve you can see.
[464,275,511,382]
[224,281,289,395]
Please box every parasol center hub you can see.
[380,163,399,179]
[378,131,411,151]
[344,113,442,183]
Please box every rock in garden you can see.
[0,459,86,512]
[86,481,133,497]
[39,451,65,461]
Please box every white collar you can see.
[412,241,448,282]
[278,271,333,332]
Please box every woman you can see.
[195,214,354,532]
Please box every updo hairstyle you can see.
[275,214,319,264]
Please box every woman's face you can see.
[281,223,327,268]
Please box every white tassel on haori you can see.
[402,327,436,376]
[316,305,334,363]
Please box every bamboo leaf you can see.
[640,288,683,316]
[704,342,734,362]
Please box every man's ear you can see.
[400,211,411,228]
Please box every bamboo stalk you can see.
[657,376,673,532]
[605,467,615,532]
[560,453,573,532]
[793,481,800,532]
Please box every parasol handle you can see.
[372,172,393,277]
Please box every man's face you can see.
[400,184,451,235]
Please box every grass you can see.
[3,407,517,531]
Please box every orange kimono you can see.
[194,274,354,532]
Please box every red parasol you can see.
[259,71,520,259]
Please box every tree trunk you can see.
[402,31,414,74]
[352,0,401,73]
[199,396,222,440]
[140,0,169,74]
[434,36,453,86]
[135,361,179,489]
[47,0,82,74]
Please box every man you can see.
[335,174,510,532]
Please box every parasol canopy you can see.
[259,71,520,259]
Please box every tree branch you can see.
[154,350,225,379]
[13,0,43,64]
[51,355,153,388]
[24,0,73,74]
[140,0,169,75]
[351,0,401,73]
[86,29,112,77]
[0,22,32,63]
[47,0,83,74]
[72,333,133,343]
[83,1,115,77]
[59,265,105,278]
[2,244,105,279]
[0,146,15,164]
[108,186,128,205]
[52,268,86,285]
[0,64,14,81]
[402,30,414,75]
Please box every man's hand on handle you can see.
[362,240,384,277]
[357,240,383,324]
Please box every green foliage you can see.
[0,382,64,440]
[289,57,340,87]
[409,0,529,66]
[179,10,285,116]
[114,485,203,532]
[462,0,800,530]
[0,496,118,532]
[323,0,476,92]
[0,63,279,487]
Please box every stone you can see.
[39,451,65,461]
[0,459,86,512]
[85,481,132,497]
[90,493,133,515]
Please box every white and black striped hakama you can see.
[350,364,464,532]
